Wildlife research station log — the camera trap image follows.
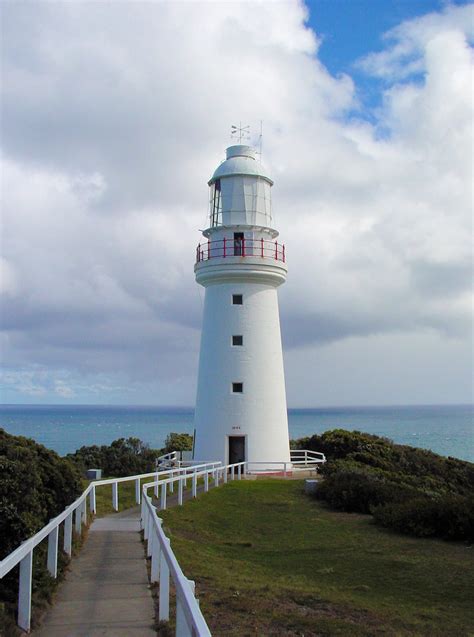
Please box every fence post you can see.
[170,475,174,493]
[159,539,171,621]
[160,482,167,510]
[154,474,159,498]
[47,525,59,578]
[178,476,184,506]
[64,512,73,556]
[147,510,154,558]
[224,467,228,484]
[112,482,119,511]
[176,580,196,637]
[74,504,82,534]
[231,466,235,480]
[90,485,96,514]
[143,498,149,539]
[135,478,141,505]
[192,472,197,498]
[204,472,209,492]
[18,550,33,632]
[82,497,87,526]
[151,518,162,583]
[238,464,242,480]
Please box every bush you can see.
[67,433,194,477]
[163,432,193,454]
[293,429,474,542]
[373,495,474,542]
[0,428,82,626]
[315,464,415,514]
[67,437,161,477]
[0,429,81,560]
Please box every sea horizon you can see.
[1,402,472,463]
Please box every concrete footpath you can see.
[34,507,156,637]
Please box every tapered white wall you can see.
[193,275,290,467]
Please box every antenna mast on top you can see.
[231,122,250,144]
[257,120,263,159]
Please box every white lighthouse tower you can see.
[193,143,290,470]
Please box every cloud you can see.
[357,3,473,80]
[0,1,472,403]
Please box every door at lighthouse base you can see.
[229,436,245,465]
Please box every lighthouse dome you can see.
[209,145,273,185]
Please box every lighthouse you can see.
[193,143,290,470]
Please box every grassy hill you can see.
[160,479,474,636]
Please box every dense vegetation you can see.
[293,429,474,541]
[0,430,192,632]
[0,428,82,633]
[0,428,82,560]
[66,432,193,477]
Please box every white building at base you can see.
[193,144,290,470]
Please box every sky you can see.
[0,0,472,407]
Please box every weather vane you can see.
[231,122,250,144]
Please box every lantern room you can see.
[208,145,273,229]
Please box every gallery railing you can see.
[196,237,285,263]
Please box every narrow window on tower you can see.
[232,294,243,305]
[232,335,243,346]
[232,382,243,393]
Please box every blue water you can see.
[0,404,472,462]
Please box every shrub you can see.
[315,465,415,513]
[294,429,474,542]
[0,429,81,560]
[67,437,161,477]
[373,495,474,542]
[0,429,82,625]
[163,432,193,454]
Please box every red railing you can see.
[196,237,286,263]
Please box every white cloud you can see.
[357,3,473,80]
[0,1,472,404]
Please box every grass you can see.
[159,479,474,636]
[86,477,156,517]
[91,474,206,517]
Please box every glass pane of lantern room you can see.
[220,179,233,225]
[262,181,272,223]
[230,177,246,224]
[209,181,222,226]
[252,179,265,226]
[243,178,256,225]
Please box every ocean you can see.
[0,404,472,463]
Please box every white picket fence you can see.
[0,451,323,634]
[140,461,247,636]
[290,449,326,466]
[0,461,219,633]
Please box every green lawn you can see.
[87,477,153,517]
[159,480,474,636]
